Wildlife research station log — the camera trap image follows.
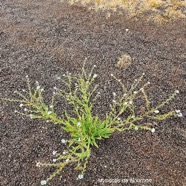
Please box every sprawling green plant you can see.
[3,62,182,185]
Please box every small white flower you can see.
[61,139,66,144]
[53,86,57,90]
[125,28,129,32]
[49,105,53,108]
[117,117,121,120]
[113,92,116,97]
[46,120,49,123]
[41,88,44,92]
[53,91,56,95]
[151,128,155,133]
[56,76,61,80]
[36,86,40,90]
[175,90,179,94]
[123,94,126,97]
[36,162,41,167]
[131,115,135,118]
[147,82,150,85]
[94,65,97,68]
[177,112,183,117]
[52,159,57,162]
[22,89,26,92]
[77,122,81,127]
[47,111,52,115]
[40,180,47,185]
[134,79,137,82]
[66,159,69,162]
[93,74,98,79]
[30,114,33,119]
[63,151,66,155]
[78,138,81,142]
[154,110,159,114]
[175,110,181,113]
[52,151,57,155]
[129,100,133,104]
[14,110,18,113]
[111,74,113,77]
[24,108,27,112]
[26,75,28,78]
[134,126,138,131]
[19,103,24,107]
[133,91,137,94]
[97,91,100,95]
[63,74,65,77]
[112,100,116,103]
[78,174,84,179]
[142,72,145,75]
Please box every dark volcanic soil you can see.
[0,0,186,186]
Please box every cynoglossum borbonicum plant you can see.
[61,0,186,23]
[3,63,182,185]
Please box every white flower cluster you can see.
[175,90,179,94]
[36,162,41,167]
[52,159,57,162]
[30,114,33,119]
[78,174,84,180]
[35,81,44,92]
[93,74,98,79]
[77,122,81,127]
[154,110,159,114]
[151,128,155,133]
[175,110,183,117]
[40,180,47,185]
[53,86,58,95]
[47,111,52,115]
[61,139,67,144]
[52,151,57,155]
[134,126,138,131]
[19,103,24,107]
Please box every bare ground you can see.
[0,0,186,186]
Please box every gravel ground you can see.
[0,0,186,186]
